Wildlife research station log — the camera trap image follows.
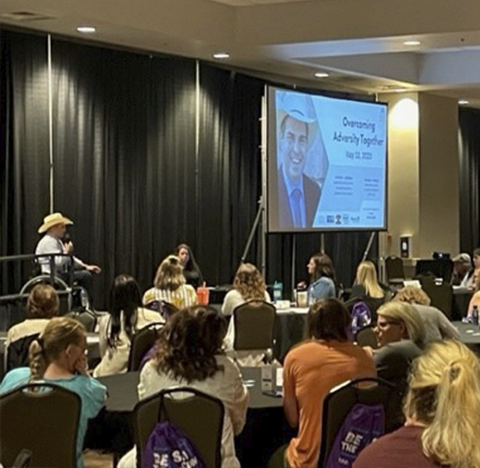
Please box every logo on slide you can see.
[326,215,335,224]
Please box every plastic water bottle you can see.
[273,281,283,303]
[473,306,479,326]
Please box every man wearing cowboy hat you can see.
[272,92,321,229]
[35,212,101,295]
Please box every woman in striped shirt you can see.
[143,255,197,310]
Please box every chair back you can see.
[233,300,276,350]
[354,326,378,349]
[128,323,163,372]
[0,383,80,468]
[65,310,97,332]
[133,387,224,468]
[385,256,405,284]
[144,300,178,321]
[5,334,40,372]
[318,377,396,468]
[420,278,453,318]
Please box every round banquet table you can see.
[86,367,289,468]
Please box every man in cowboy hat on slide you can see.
[35,212,101,297]
[272,92,321,229]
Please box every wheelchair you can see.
[0,253,97,332]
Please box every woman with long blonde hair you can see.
[352,261,384,299]
[355,340,480,468]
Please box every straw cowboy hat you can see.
[276,90,319,149]
[38,212,73,234]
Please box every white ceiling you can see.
[1,0,480,106]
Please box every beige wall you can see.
[379,92,459,262]
[418,93,460,257]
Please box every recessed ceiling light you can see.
[403,40,421,46]
[213,52,230,59]
[314,72,329,78]
[459,99,470,105]
[76,26,96,34]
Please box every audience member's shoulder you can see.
[0,367,31,393]
[75,374,107,394]
[142,287,157,304]
[216,353,240,373]
[141,307,165,323]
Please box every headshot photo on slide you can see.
[273,91,328,230]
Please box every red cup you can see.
[197,287,210,305]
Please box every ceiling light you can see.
[403,40,421,46]
[76,26,96,34]
[314,72,329,78]
[213,52,230,59]
[459,100,470,105]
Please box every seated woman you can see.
[268,299,376,468]
[394,286,459,343]
[0,317,106,468]
[143,255,197,310]
[118,306,249,468]
[372,302,425,422]
[350,261,386,316]
[462,247,480,289]
[222,263,271,317]
[5,284,59,369]
[466,272,480,318]
[174,243,204,289]
[354,340,480,468]
[306,253,336,303]
[93,274,164,377]
[222,263,272,364]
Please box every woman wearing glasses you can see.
[368,302,426,428]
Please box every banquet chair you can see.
[5,334,40,372]
[127,323,164,372]
[0,383,80,468]
[233,300,276,351]
[385,256,405,285]
[420,278,453,319]
[318,377,397,468]
[65,309,97,332]
[354,326,378,349]
[133,387,224,468]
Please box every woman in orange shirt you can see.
[268,299,376,468]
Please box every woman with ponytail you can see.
[0,317,107,468]
[354,340,480,468]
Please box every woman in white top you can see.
[118,306,249,468]
[143,255,197,311]
[222,263,272,365]
[93,275,164,377]
[5,284,59,369]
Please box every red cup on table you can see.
[197,284,210,305]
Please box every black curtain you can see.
[459,108,480,253]
[1,28,378,308]
[50,39,197,305]
[0,30,51,294]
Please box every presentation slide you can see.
[267,87,388,232]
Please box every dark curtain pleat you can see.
[197,65,264,283]
[0,31,50,294]
[459,108,480,253]
[51,39,196,304]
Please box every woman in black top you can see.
[174,243,204,289]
